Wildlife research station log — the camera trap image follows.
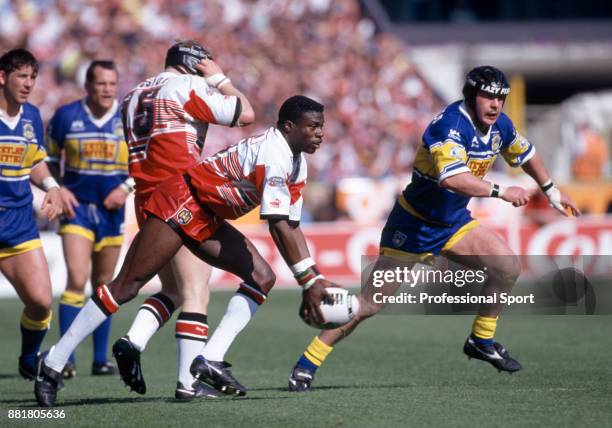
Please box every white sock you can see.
[126,293,176,352]
[201,293,260,362]
[175,312,208,389]
[126,310,160,352]
[45,299,109,372]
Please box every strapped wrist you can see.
[119,177,135,194]
[42,176,60,192]
[540,179,554,193]
[205,73,229,88]
[295,265,324,290]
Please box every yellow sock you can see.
[303,336,333,367]
[60,290,86,307]
[471,315,498,340]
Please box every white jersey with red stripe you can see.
[186,126,306,222]
[121,71,240,196]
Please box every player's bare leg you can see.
[289,255,409,391]
[188,221,275,396]
[58,233,92,378]
[36,217,184,406]
[443,224,522,373]
[90,245,121,375]
[1,249,53,379]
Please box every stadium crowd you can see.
[0,0,443,184]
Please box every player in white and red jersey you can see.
[119,41,255,400]
[36,96,340,406]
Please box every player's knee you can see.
[66,267,88,291]
[251,264,276,293]
[488,255,521,284]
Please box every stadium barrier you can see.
[1,216,610,298]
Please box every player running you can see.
[46,60,127,379]
[287,66,581,392]
[0,49,63,380]
[35,95,338,407]
[115,40,254,400]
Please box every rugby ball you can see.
[306,287,360,329]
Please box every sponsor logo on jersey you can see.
[112,118,124,137]
[267,176,285,187]
[22,122,35,141]
[471,136,479,147]
[491,134,501,152]
[70,120,85,132]
[467,158,494,178]
[0,142,26,166]
[449,145,464,162]
[269,198,281,208]
[176,208,193,225]
[392,231,408,248]
[81,140,117,161]
[448,129,461,141]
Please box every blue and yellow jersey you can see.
[0,103,46,208]
[403,100,534,225]
[46,100,128,204]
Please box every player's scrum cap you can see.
[165,41,212,76]
[463,65,510,97]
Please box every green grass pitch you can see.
[0,290,610,427]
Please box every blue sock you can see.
[20,325,47,367]
[20,311,51,367]
[92,315,112,364]
[470,333,494,346]
[296,354,319,373]
[59,302,82,364]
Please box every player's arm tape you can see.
[489,183,506,198]
[119,177,136,195]
[206,73,231,89]
[295,265,324,290]
[290,257,315,275]
[42,176,60,191]
[540,180,563,210]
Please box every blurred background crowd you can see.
[1,0,610,224]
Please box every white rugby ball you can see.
[307,287,360,329]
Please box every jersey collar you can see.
[82,99,118,128]
[458,101,492,144]
[0,105,24,130]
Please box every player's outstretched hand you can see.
[41,187,63,221]
[104,186,128,210]
[546,187,581,217]
[299,278,338,326]
[501,186,530,207]
[59,186,79,219]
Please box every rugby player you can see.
[287,66,581,392]
[115,40,254,400]
[35,95,337,407]
[46,60,127,378]
[0,49,63,380]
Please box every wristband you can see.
[490,183,500,198]
[489,183,506,198]
[540,179,554,192]
[205,73,228,88]
[290,257,315,275]
[119,177,136,194]
[295,266,324,290]
[217,77,231,89]
[42,176,60,191]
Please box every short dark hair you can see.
[85,60,117,83]
[0,48,39,76]
[277,95,324,126]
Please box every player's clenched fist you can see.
[501,186,530,207]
